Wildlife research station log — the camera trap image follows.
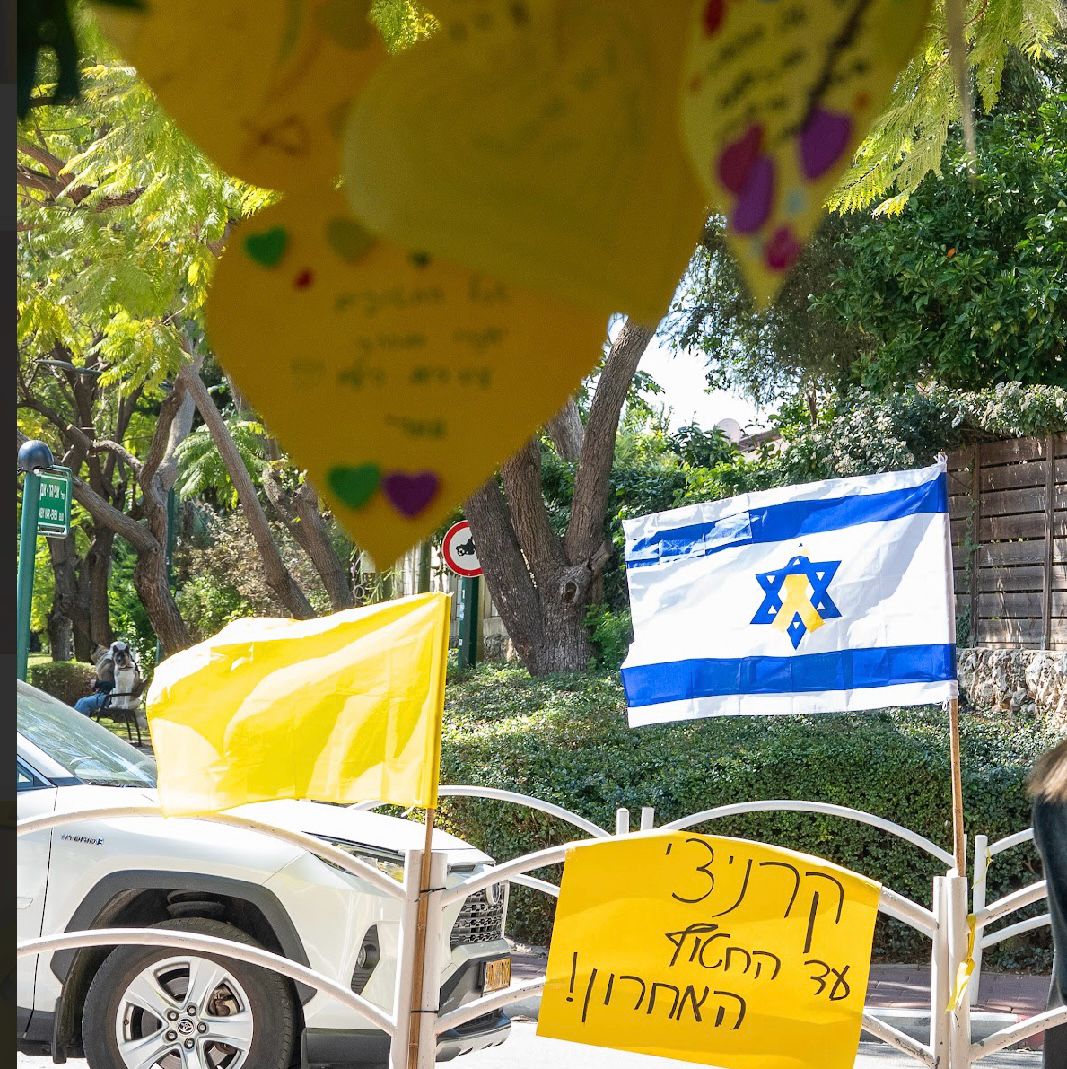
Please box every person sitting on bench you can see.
[74,645,115,716]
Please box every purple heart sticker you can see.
[382,471,440,518]
[799,107,852,180]
[731,155,775,235]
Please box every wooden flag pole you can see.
[948,697,967,876]
[406,806,437,1069]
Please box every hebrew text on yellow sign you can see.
[539,832,881,1069]
[205,192,608,567]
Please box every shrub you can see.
[28,659,95,707]
[439,664,1058,967]
[584,607,633,671]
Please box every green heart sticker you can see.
[327,464,381,509]
[244,226,289,268]
[325,217,376,264]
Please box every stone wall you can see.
[957,648,1066,728]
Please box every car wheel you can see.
[82,916,295,1069]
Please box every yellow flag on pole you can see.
[146,593,450,816]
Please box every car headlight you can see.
[312,835,406,882]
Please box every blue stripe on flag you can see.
[622,644,956,708]
[626,472,948,568]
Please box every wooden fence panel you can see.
[949,433,1067,651]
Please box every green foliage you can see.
[439,666,1056,965]
[822,85,1067,389]
[174,418,269,508]
[667,212,870,408]
[108,539,157,673]
[28,658,95,706]
[833,9,1066,213]
[584,607,633,672]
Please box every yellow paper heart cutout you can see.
[343,0,706,323]
[205,192,609,566]
[91,0,384,190]
[681,0,930,306]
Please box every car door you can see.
[17,756,58,1029]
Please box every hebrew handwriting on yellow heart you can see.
[343,0,706,323]
[205,192,609,567]
[681,0,930,306]
[91,0,384,190]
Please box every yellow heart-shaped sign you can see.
[343,0,706,322]
[681,0,930,305]
[92,0,384,190]
[205,192,609,566]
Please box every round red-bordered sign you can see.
[442,520,482,577]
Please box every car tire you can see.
[82,916,295,1069]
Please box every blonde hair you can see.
[1029,740,1067,804]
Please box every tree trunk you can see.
[546,398,585,462]
[85,529,115,650]
[464,318,655,676]
[262,471,355,610]
[45,531,86,660]
[47,612,74,661]
[179,364,315,619]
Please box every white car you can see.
[16,680,512,1069]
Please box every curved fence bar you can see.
[351,786,610,839]
[510,873,560,898]
[975,881,1047,929]
[970,1006,1067,1061]
[861,1013,935,1068]
[878,887,938,938]
[661,801,955,869]
[17,806,404,900]
[18,928,395,1034]
[988,828,1035,856]
[980,912,1051,950]
[436,978,546,1034]
[441,844,573,908]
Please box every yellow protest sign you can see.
[92,0,384,190]
[205,191,608,567]
[539,833,881,1069]
[680,0,930,305]
[343,0,706,322]
[146,594,450,816]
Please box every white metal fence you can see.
[18,790,1066,1068]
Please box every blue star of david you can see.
[751,554,842,650]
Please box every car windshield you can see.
[17,680,156,788]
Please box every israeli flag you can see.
[621,460,958,726]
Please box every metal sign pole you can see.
[457,576,480,670]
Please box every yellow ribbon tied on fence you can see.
[146,594,450,816]
[948,913,978,1012]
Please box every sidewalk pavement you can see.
[511,953,1052,1051]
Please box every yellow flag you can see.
[539,832,881,1069]
[146,594,450,816]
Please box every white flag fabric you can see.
[621,461,957,726]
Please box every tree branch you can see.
[546,397,585,462]
[564,319,655,562]
[500,439,566,591]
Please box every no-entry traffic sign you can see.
[442,520,482,577]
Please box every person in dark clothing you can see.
[1030,739,1067,1068]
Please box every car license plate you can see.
[482,957,511,992]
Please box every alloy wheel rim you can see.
[113,954,255,1069]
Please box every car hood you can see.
[221,799,493,866]
[45,786,492,867]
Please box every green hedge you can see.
[28,658,95,708]
[438,665,1059,968]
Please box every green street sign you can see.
[37,468,72,538]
